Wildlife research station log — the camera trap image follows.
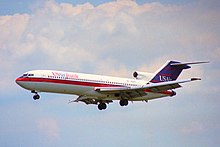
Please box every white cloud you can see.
[0,14,31,58]
[0,0,219,72]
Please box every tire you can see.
[98,103,107,110]
[33,94,40,100]
[119,99,128,106]
[98,104,103,110]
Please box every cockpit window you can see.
[22,73,34,77]
[23,74,28,77]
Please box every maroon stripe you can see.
[159,74,171,76]
[150,80,160,83]
[16,77,172,95]
[144,89,173,95]
[16,77,124,88]
[166,67,173,70]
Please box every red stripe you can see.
[16,77,124,88]
[16,77,172,95]
[144,89,173,95]
[150,80,160,83]
[159,74,171,76]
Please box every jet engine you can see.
[133,71,154,80]
[170,90,176,96]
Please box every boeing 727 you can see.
[15,60,208,110]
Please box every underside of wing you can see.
[72,95,113,105]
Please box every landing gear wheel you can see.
[98,103,107,110]
[119,99,128,106]
[33,94,40,100]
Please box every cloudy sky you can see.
[0,0,219,146]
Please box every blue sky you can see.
[0,0,220,147]
[0,0,195,15]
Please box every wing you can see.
[95,78,200,96]
[72,78,200,105]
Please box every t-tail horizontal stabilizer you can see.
[170,61,209,66]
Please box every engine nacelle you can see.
[133,71,154,80]
[170,90,176,96]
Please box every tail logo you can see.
[159,75,172,82]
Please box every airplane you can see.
[15,60,208,110]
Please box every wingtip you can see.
[197,61,210,64]
[191,78,201,81]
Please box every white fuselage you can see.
[16,70,172,101]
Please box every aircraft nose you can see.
[15,76,31,90]
[15,77,22,85]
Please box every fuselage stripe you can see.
[16,77,125,88]
[16,77,173,95]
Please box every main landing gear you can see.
[98,103,107,110]
[119,99,128,107]
[97,99,128,110]
[31,90,40,100]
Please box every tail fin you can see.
[150,60,209,83]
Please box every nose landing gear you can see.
[31,90,40,100]
[33,94,40,100]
